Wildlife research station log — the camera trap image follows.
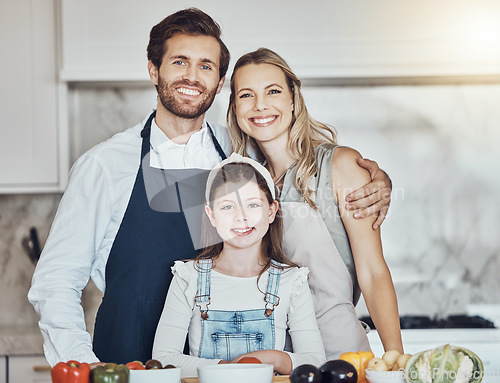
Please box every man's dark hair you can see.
[147,8,230,80]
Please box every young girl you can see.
[227,48,403,358]
[152,153,326,377]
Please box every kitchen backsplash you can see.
[1,83,499,331]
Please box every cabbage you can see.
[404,344,484,383]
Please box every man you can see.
[28,8,391,366]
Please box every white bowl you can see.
[366,369,405,383]
[198,364,274,383]
[129,367,181,383]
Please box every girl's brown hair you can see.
[197,162,296,274]
[227,48,337,208]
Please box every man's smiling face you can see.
[153,33,225,119]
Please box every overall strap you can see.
[264,260,283,317]
[195,259,212,320]
[206,122,227,160]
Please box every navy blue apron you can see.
[92,111,226,364]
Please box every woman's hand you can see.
[345,157,392,229]
[231,350,292,374]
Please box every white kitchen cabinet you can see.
[0,0,68,193]
[60,0,500,81]
[0,356,6,383]
[8,355,51,383]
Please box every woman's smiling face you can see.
[233,63,294,146]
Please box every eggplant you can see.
[319,360,357,383]
[290,364,321,383]
[404,344,484,383]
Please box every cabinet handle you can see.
[33,365,51,372]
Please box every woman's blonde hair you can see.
[227,48,337,208]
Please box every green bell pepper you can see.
[90,363,129,383]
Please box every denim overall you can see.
[195,259,282,361]
[92,111,226,364]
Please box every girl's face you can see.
[233,63,294,147]
[205,179,278,250]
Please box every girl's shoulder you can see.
[171,260,199,300]
[279,266,311,307]
[279,265,310,285]
[172,260,198,281]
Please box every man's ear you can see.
[205,205,216,227]
[268,200,279,224]
[148,61,159,86]
[216,76,225,95]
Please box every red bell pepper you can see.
[51,360,91,383]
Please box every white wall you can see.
[63,82,500,322]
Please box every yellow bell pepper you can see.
[339,351,374,383]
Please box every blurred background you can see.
[1,0,499,354]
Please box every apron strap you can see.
[140,111,156,159]
[195,259,212,320]
[264,260,282,317]
[206,122,227,161]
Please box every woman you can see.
[227,48,403,358]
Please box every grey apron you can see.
[279,153,371,359]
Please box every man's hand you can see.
[345,157,392,230]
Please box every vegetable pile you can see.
[290,349,413,383]
[50,359,175,382]
[365,349,412,373]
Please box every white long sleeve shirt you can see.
[27,113,232,366]
[153,261,326,378]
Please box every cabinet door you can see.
[0,356,6,383]
[60,0,500,81]
[0,0,66,193]
[8,355,51,383]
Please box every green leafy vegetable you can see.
[404,344,483,383]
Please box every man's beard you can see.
[157,76,218,120]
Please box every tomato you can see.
[237,357,262,364]
[145,359,163,369]
[126,361,145,370]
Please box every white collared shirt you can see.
[149,118,225,169]
[28,112,232,366]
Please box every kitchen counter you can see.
[1,326,498,376]
[0,325,44,355]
